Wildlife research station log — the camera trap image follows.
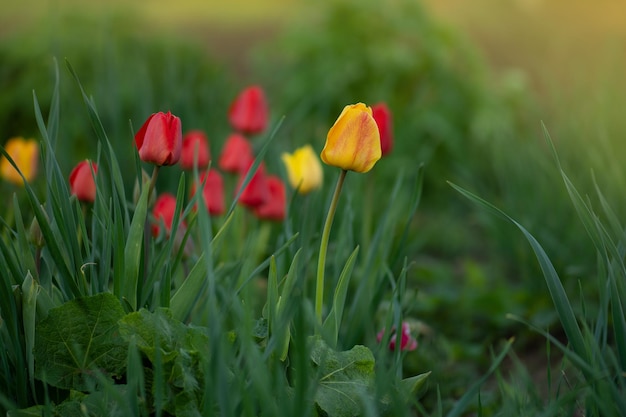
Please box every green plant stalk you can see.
[315,169,347,327]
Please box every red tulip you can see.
[228,86,269,135]
[151,193,184,237]
[218,133,254,174]
[69,160,98,203]
[371,103,393,156]
[191,169,225,216]
[180,130,211,170]
[254,175,286,221]
[135,111,182,166]
[236,162,268,208]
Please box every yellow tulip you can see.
[0,137,39,185]
[281,145,323,194]
[320,103,381,173]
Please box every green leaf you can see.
[7,406,45,417]
[311,337,375,417]
[122,182,150,310]
[118,308,209,365]
[449,182,589,365]
[33,293,127,391]
[21,272,38,393]
[445,338,513,417]
[399,371,430,400]
[322,246,359,348]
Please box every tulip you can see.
[254,175,286,221]
[320,103,381,173]
[190,169,225,216]
[228,85,269,135]
[69,160,98,203]
[376,322,418,352]
[281,145,323,194]
[0,137,39,185]
[135,111,182,166]
[180,130,211,170]
[151,193,184,237]
[236,162,268,208]
[218,133,254,174]
[371,102,393,156]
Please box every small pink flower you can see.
[377,322,417,352]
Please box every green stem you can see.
[316,169,347,327]
[147,165,160,204]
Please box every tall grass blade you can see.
[449,182,589,366]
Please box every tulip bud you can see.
[180,130,211,170]
[69,160,98,203]
[228,86,269,135]
[190,169,225,216]
[29,215,45,248]
[321,103,381,173]
[218,133,254,174]
[0,137,39,185]
[371,102,393,156]
[133,169,157,208]
[281,144,323,194]
[134,111,182,166]
[254,175,286,221]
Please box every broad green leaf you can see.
[118,308,209,365]
[33,293,127,391]
[311,337,375,417]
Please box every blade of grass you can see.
[446,338,514,417]
[449,182,589,366]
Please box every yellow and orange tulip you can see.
[320,103,381,173]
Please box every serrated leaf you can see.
[311,337,375,417]
[33,293,127,391]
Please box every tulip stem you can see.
[316,169,347,328]
[148,165,160,203]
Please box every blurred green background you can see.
[2,0,626,411]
